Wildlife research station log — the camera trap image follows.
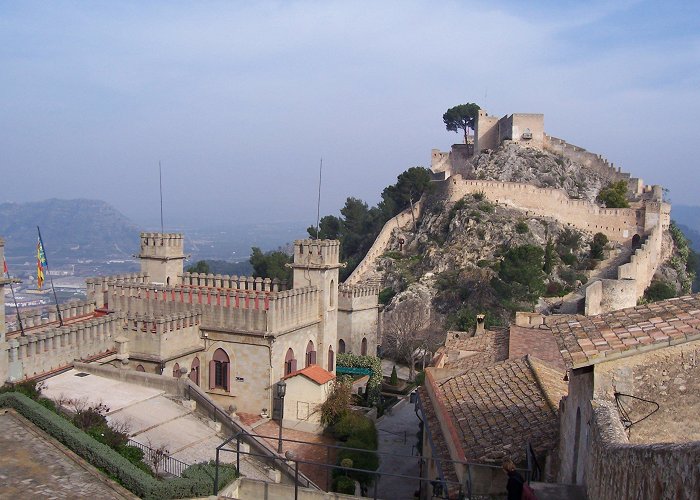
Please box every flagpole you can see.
[3,258,25,336]
[37,226,63,326]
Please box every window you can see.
[328,346,334,371]
[329,279,335,307]
[189,357,200,386]
[173,363,181,378]
[305,340,316,367]
[136,364,145,372]
[210,348,230,391]
[284,348,297,376]
[338,339,346,354]
[361,337,367,356]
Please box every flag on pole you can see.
[37,237,47,289]
[2,257,7,276]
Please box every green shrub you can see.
[414,371,425,386]
[383,251,403,260]
[560,252,577,266]
[515,221,529,234]
[337,445,379,486]
[644,281,676,302]
[478,201,494,213]
[590,232,609,260]
[336,353,382,405]
[389,366,398,386]
[473,191,485,201]
[597,180,630,208]
[378,287,396,306]
[333,475,356,494]
[333,412,377,448]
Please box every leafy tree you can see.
[443,103,481,143]
[379,167,433,216]
[590,232,609,260]
[306,215,342,240]
[186,260,210,274]
[319,379,352,426]
[493,245,546,306]
[644,280,676,302]
[249,247,292,283]
[543,239,557,274]
[597,180,630,208]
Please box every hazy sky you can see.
[1,1,699,230]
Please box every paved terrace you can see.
[0,410,134,499]
[41,369,272,481]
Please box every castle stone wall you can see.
[441,175,641,243]
[474,111,500,154]
[6,300,98,338]
[586,400,700,500]
[7,314,122,381]
[345,201,422,285]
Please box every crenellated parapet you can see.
[6,313,123,381]
[179,273,287,291]
[124,310,203,361]
[6,300,98,337]
[338,283,380,311]
[291,239,341,269]
[139,232,184,255]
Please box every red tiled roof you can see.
[429,356,566,465]
[283,364,335,385]
[509,324,566,370]
[551,294,700,368]
[439,329,509,370]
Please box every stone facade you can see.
[1,234,379,425]
[475,110,544,154]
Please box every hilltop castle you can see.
[0,234,379,430]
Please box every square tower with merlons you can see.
[291,239,342,370]
[138,232,185,286]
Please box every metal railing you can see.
[127,439,191,478]
[213,432,533,499]
[184,381,318,489]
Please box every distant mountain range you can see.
[0,199,140,263]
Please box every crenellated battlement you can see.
[140,232,184,250]
[179,273,288,291]
[6,300,98,337]
[102,279,321,335]
[6,313,123,381]
[292,239,341,268]
[338,283,379,311]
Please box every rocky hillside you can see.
[470,143,610,201]
[0,199,139,263]
[374,143,691,330]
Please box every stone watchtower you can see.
[138,233,185,286]
[291,239,342,370]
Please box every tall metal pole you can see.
[159,161,164,235]
[37,226,63,326]
[315,158,323,239]
[277,393,285,453]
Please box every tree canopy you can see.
[492,244,546,307]
[186,260,210,274]
[596,180,630,208]
[249,247,292,283]
[443,103,481,143]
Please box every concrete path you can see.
[42,369,270,481]
[375,397,422,500]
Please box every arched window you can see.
[338,339,346,354]
[328,346,335,372]
[189,357,200,386]
[361,337,368,356]
[306,340,316,367]
[136,364,145,372]
[172,363,181,378]
[284,348,297,376]
[209,348,230,391]
[329,279,335,307]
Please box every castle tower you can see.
[138,233,185,286]
[291,239,342,371]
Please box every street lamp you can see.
[276,380,287,453]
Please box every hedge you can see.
[336,353,382,405]
[0,392,237,499]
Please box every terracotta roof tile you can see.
[430,356,566,465]
[552,294,700,368]
[283,364,335,385]
[439,329,509,370]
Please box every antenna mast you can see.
[159,161,164,234]
[315,157,323,239]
